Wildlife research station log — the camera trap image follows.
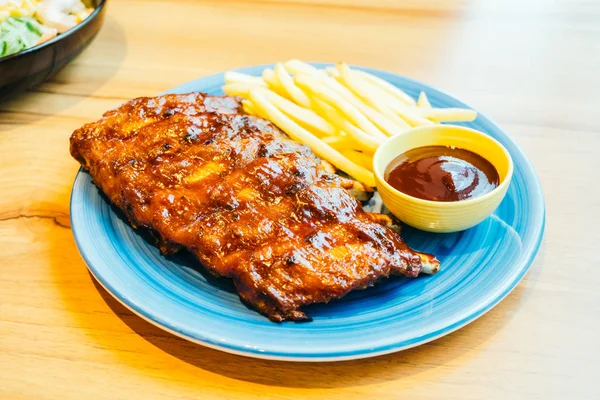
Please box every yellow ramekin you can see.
[373,125,514,233]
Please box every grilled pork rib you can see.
[70,93,439,322]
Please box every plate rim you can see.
[70,63,546,362]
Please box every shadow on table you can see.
[88,253,542,389]
[44,169,544,389]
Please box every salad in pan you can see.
[0,0,93,58]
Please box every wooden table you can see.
[1,1,598,398]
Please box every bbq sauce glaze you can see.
[385,146,499,202]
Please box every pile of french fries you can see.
[222,60,476,187]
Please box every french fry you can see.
[242,99,259,116]
[255,87,336,136]
[222,83,254,97]
[295,74,387,141]
[261,68,286,96]
[341,149,374,170]
[325,66,340,78]
[243,100,270,120]
[311,98,382,152]
[274,63,312,108]
[322,135,365,152]
[353,69,416,106]
[323,76,408,136]
[394,103,435,126]
[222,60,479,187]
[236,84,336,136]
[416,107,477,122]
[354,79,432,126]
[224,71,267,87]
[417,92,431,108]
[336,65,432,127]
[336,63,411,133]
[249,90,375,186]
[262,68,275,83]
[284,59,320,76]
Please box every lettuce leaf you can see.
[0,17,45,57]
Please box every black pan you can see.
[0,0,107,100]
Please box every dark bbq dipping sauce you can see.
[385,146,500,202]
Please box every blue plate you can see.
[70,63,545,361]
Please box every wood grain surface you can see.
[1,0,599,399]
